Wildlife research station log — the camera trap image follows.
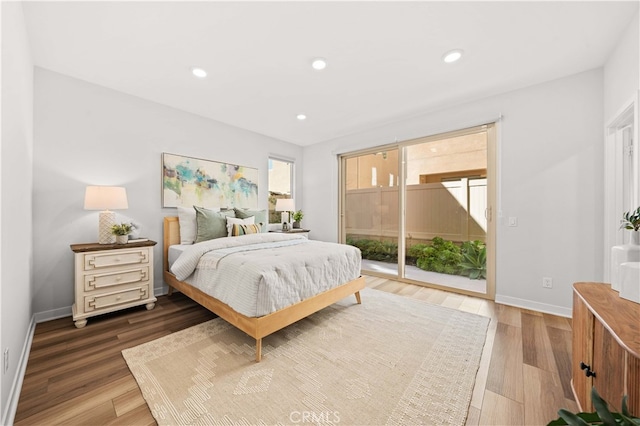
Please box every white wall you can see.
[32,68,303,318]
[303,69,604,315]
[1,2,34,423]
[604,10,639,122]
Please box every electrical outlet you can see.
[542,277,553,289]
[508,217,518,227]
[3,348,8,374]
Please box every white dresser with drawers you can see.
[70,240,157,328]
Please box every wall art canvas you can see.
[162,153,258,209]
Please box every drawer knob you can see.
[114,257,121,262]
[116,276,122,281]
[116,296,121,301]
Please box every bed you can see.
[162,216,365,362]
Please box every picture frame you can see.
[162,152,259,209]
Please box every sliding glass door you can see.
[341,149,399,275]
[404,130,489,294]
[340,125,495,298]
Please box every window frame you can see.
[268,156,295,224]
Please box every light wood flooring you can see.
[14,276,578,425]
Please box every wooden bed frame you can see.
[162,216,364,362]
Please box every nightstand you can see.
[269,229,310,239]
[70,240,157,328]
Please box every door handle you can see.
[484,206,492,221]
[580,362,596,378]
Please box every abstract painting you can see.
[162,153,258,209]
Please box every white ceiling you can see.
[22,1,638,146]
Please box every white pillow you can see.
[177,206,219,244]
[226,216,254,237]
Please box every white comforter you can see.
[170,233,362,317]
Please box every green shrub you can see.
[349,236,487,280]
[460,240,487,280]
[346,238,398,263]
[415,237,462,275]
[407,244,429,258]
[407,243,430,265]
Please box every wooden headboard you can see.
[163,217,180,273]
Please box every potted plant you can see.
[111,222,135,244]
[292,210,304,229]
[620,206,640,245]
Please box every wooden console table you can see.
[572,282,640,415]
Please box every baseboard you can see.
[494,294,572,318]
[1,315,36,426]
[155,285,169,296]
[33,286,170,324]
[34,305,72,323]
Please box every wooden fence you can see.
[345,178,487,245]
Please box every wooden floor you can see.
[14,276,578,425]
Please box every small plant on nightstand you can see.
[111,222,135,244]
[292,210,304,229]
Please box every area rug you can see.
[122,288,489,425]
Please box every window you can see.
[268,158,293,223]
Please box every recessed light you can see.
[311,58,327,70]
[442,49,463,64]
[296,114,307,120]
[191,67,207,78]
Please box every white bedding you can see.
[168,244,189,268]
[170,233,362,317]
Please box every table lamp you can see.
[275,198,295,231]
[84,186,129,244]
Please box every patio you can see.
[361,259,487,294]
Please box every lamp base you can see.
[98,211,116,244]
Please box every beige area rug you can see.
[122,288,489,425]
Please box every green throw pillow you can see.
[234,208,267,233]
[195,207,236,243]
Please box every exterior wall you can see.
[407,132,487,184]
[345,131,487,190]
[346,151,399,190]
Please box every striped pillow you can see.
[230,222,263,237]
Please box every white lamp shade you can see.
[84,186,129,210]
[275,198,295,212]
